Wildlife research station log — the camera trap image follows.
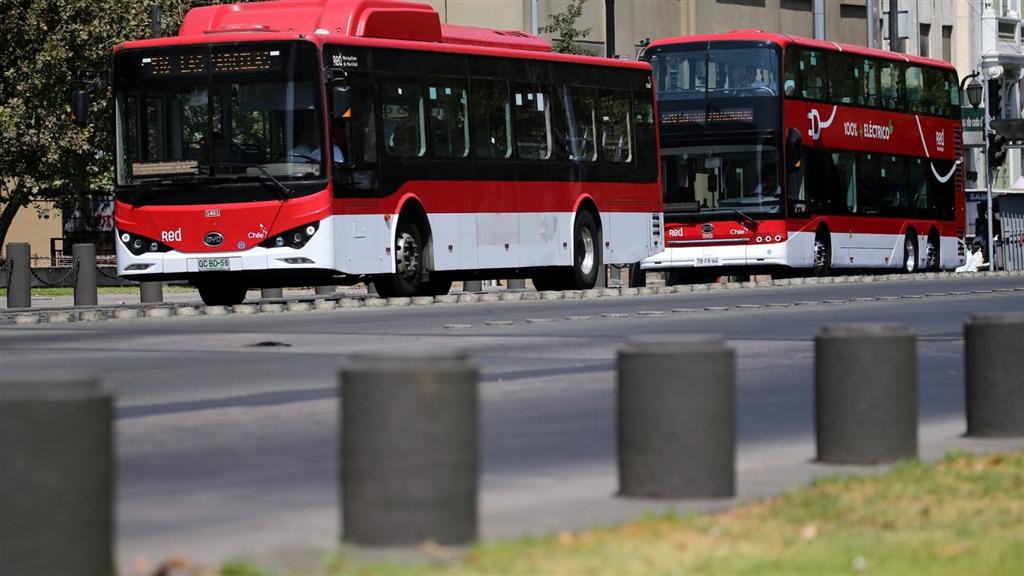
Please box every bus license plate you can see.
[197,257,231,272]
[695,257,721,266]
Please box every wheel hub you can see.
[395,232,419,279]
[580,227,595,276]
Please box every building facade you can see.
[427,0,871,58]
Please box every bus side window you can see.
[381,81,426,158]
[564,86,597,161]
[799,48,828,101]
[469,78,512,159]
[905,66,924,115]
[598,90,632,163]
[512,83,552,160]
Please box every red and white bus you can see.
[638,31,965,282]
[91,0,662,305]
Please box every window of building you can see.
[942,25,953,62]
[919,23,931,57]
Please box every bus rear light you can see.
[774,235,783,242]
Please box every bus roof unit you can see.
[178,0,551,52]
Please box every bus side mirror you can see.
[332,85,351,120]
[72,90,90,126]
[786,128,802,172]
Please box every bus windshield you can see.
[662,143,782,219]
[113,42,324,186]
[649,43,779,101]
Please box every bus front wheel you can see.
[375,219,424,298]
[197,282,247,307]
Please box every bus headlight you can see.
[260,221,320,249]
[119,231,172,256]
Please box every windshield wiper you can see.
[251,165,295,201]
[730,209,758,228]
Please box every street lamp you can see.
[966,78,983,108]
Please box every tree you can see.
[539,0,594,56]
[0,0,215,250]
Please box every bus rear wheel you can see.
[925,234,940,272]
[197,282,247,306]
[374,219,424,298]
[902,234,918,274]
[812,231,831,277]
[569,210,601,289]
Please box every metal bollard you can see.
[140,281,163,303]
[261,287,284,299]
[5,242,31,308]
[815,324,917,463]
[315,285,336,295]
[965,314,1024,437]
[618,337,735,498]
[463,279,483,293]
[507,278,527,290]
[73,243,98,306]
[340,353,478,546]
[0,378,114,576]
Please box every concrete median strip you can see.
[2,270,1022,326]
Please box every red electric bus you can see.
[84,0,662,305]
[638,31,965,282]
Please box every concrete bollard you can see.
[463,279,483,293]
[815,324,917,463]
[965,314,1024,437]
[73,243,98,306]
[340,353,478,546]
[140,281,163,304]
[315,285,336,295]
[0,378,114,576]
[617,337,735,498]
[261,287,284,299]
[594,264,608,288]
[5,242,31,308]
[507,278,527,290]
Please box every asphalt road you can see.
[2,276,1023,571]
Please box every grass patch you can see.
[229,451,1023,575]
[0,286,197,297]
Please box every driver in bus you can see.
[290,115,344,163]
[753,166,781,197]
[743,66,766,89]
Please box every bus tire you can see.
[925,231,941,272]
[423,275,453,297]
[570,210,601,289]
[375,218,424,298]
[812,229,831,277]
[902,233,918,274]
[197,282,247,306]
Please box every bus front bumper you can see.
[640,241,790,270]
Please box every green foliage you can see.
[538,0,594,56]
[0,0,218,246]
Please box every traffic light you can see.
[988,133,1008,168]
